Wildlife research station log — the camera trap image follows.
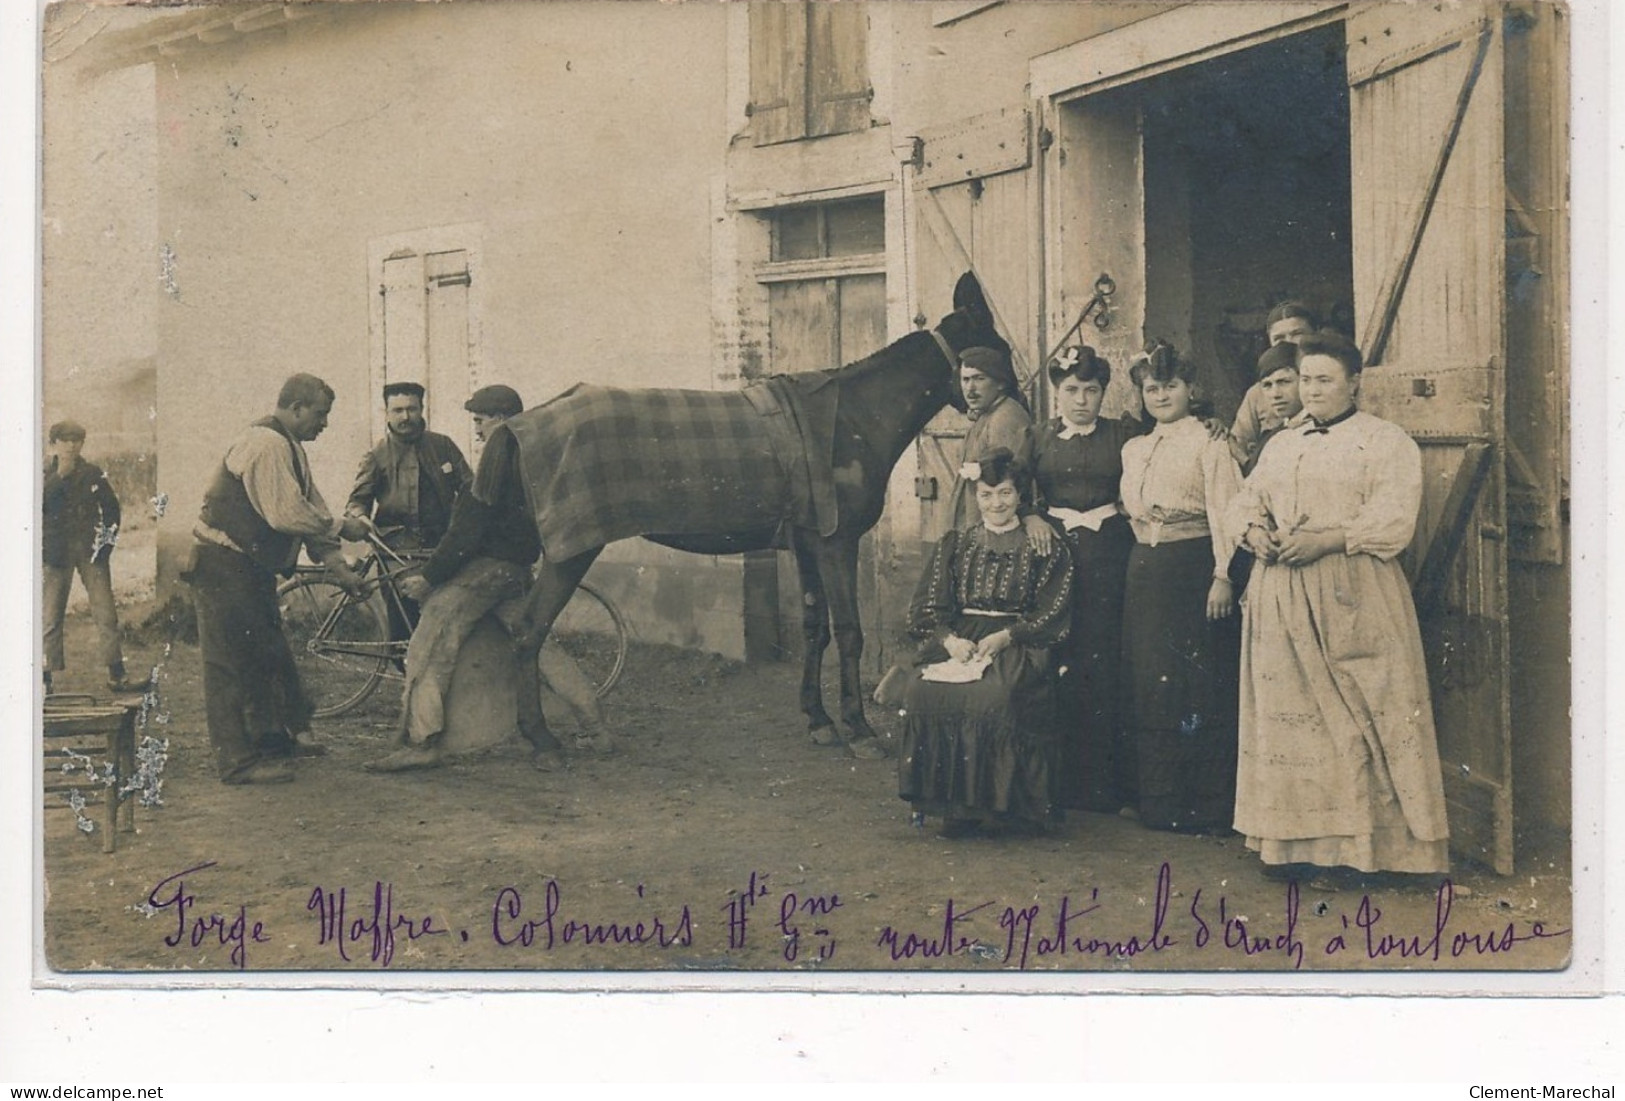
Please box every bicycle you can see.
[277,531,628,719]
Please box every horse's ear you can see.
[952,272,988,316]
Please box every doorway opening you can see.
[1138,23,1353,421]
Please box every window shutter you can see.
[380,253,427,389]
[808,1,870,138]
[750,1,807,146]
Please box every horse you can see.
[508,272,1008,761]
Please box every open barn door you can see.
[911,105,1038,544]
[1345,2,1514,873]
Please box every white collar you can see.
[1149,415,1195,437]
[982,517,1021,535]
[1056,417,1099,439]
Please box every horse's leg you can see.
[811,533,889,759]
[790,529,837,744]
[513,548,603,770]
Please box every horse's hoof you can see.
[808,725,842,748]
[845,736,891,761]
[530,749,567,773]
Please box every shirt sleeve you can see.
[90,469,123,560]
[1007,540,1073,649]
[1344,425,1423,560]
[908,529,961,644]
[1223,451,1276,546]
[345,448,381,520]
[1201,437,1244,576]
[230,428,343,542]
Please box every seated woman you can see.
[1119,340,1244,833]
[898,448,1073,838]
[1031,344,1145,813]
[1226,331,1448,878]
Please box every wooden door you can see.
[1345,2,1513,873]
[912,141,1037,540]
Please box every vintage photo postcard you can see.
[30,0,1595,995]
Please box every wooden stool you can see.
[43,695,138,853]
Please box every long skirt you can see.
[898,614,1057,825]
[1122,537,1240,832]
[1055,517,1135,812]
[1235,553,1449,873]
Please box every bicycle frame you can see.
[302,533,427,677]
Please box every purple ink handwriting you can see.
[492,880,695,952]
[144,861,269,970]
[306,881,447,967]
[136,862,1567,970]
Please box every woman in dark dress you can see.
[898,448,1074,838]
[1031,345,1146,813]
[1118,341,1244,833]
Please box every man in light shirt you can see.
[1227,300,1317,471]
[189,374,370,784]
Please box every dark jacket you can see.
[421,425,541,587]
[43,458,122,569]
[345,430,473,550]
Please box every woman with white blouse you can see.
[1226,331,1448,876]
[1118,341,1244,833]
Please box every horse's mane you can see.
[777,330,940,387]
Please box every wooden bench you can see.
[43,695,140,853]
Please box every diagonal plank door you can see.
[1345,1,1513,873]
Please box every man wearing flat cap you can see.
[42,419,140,695]
[367,384,611,773]
[947,346,1036,533]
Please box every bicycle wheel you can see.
[547,580,628,698]
[278,575,391,718]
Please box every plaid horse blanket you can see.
[505,380,840,563]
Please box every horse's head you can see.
[933,272,1009,414]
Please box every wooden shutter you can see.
[749,1,807,146]
[807,1,870,138]
[425,249,472,454]
[1346,2,1513,873]
[380,253,427,389]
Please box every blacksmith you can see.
[366,384,612,774]
[42,419,140,694]
[190,374,370,785]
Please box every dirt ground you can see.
[40,601,1573,979]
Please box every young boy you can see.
[42,420,140,694]
[1227,300,1316,471]
[1241,342,1307,476]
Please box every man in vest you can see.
[345,381,474,639]
[365,384,612,773]
[190,374,370,784]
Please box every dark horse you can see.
[511,273,1006,760]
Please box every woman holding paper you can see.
[1031,345,1148,813]
[1118,340,1244,834]
[897,448,1074,838]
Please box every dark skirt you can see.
[1122,537,1240,832]
[1056,516,1135,812]
[898,614,1057,825]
